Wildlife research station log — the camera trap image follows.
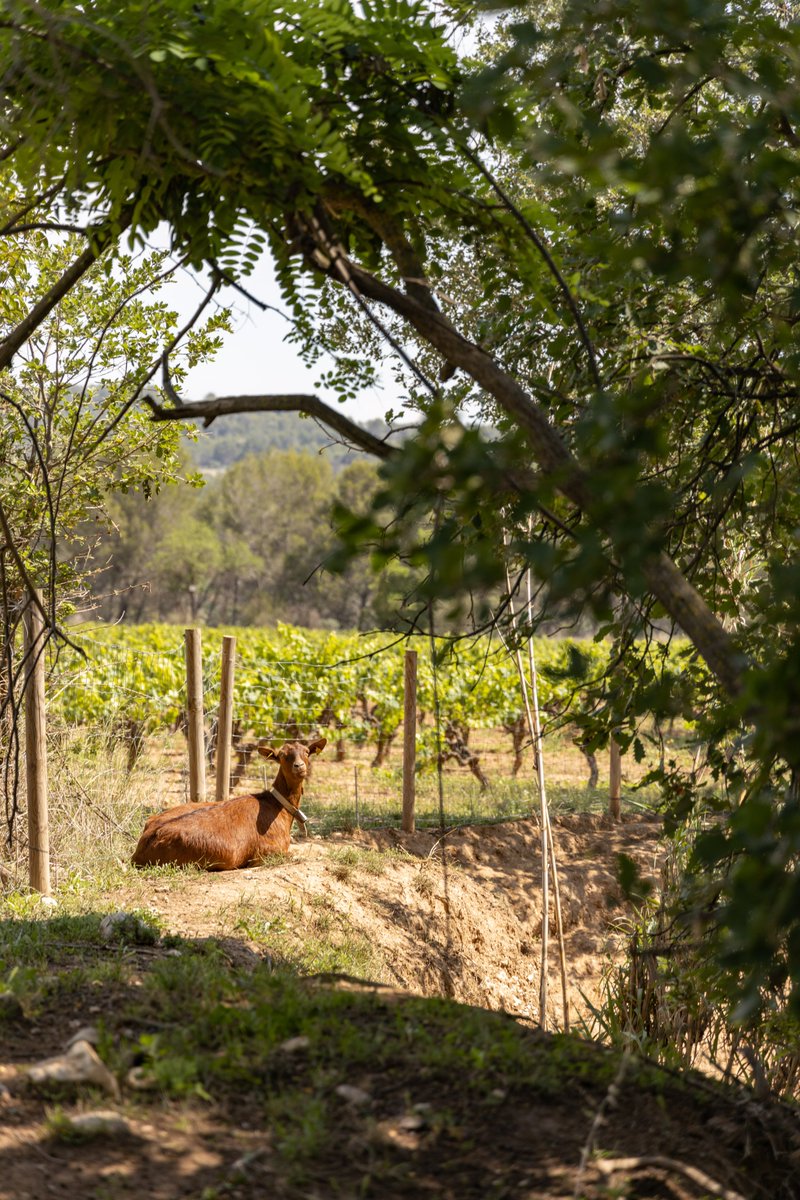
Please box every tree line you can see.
[94,449,410,630]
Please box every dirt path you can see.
[119,811,663,1025]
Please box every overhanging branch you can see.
[144,392,398,461]
[312,248,744,697]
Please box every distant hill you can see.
[183,408,395,473]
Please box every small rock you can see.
[279,1036,310,1054]
[490,1088,507,1101]
[397,1113,426,1131]
[65,1025,99,1049]
[374,1117,421,1150]
[57,1110,132,1139]
[26,1039,120,1099]
[99,911,158,945]
[335,1084,371,1106]
[39,896,58,909]
[0,992,24,1022]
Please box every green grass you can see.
[306,771,661,835]
[326,845,411,881]
[227,892,384,980]
[6,892,604,1106]
[1,900,607,1100]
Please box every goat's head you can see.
[258,737,327,784]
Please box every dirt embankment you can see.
[130,811,663,1024]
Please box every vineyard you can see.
[38,623,702,839]
[55,622,614,746]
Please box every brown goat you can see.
[131,738,326,871]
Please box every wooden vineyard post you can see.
[23,590,50,894]
[184,628,206,803]
[354,764,360,829]
[402,649,417,833]
[215,635,236,802]
[609,737,622,821]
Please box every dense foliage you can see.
[0,234,213,618]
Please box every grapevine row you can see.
[51,623,702,769]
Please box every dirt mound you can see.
[127,811,662,1025]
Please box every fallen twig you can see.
[573,1048,631,1199]
[594,1154,746,1200]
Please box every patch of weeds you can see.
[307,895,335,935]
[125,862,206,891]
[134,1031,212,1100]
[253,852,290,869]
[1,964,38,1006]
[269,1090,330,1172]
[105,909,162,944]
[57,864,132,900]
[44,1105,82,1143]
[140,944,235,1018]
[0,890,59,921]
[232,899,290,943]
[329,856,354,883]
[228,896,382,981]
[327,845,406,880]
[0,909,106,971]
[412,862,437,898]
[289,931,380,979]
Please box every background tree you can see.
[93,450,417,630]
[0,228,227,827]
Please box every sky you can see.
[159,249,398,425]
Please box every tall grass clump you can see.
[583,820,800,1100]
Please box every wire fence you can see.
[39,627,683,848]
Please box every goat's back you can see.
[140,801,214,835]
[131,792,292,871]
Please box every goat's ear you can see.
[308,737,327,756]
[257,744,279,760]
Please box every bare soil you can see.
[118,810,663,1024]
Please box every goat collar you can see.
[268,785,309,831]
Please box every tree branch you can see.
[323,252,744,696]
[2,221,88,236]
[144,392,398,461]
[594,1156,745,1200]
[0,214,129,371]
